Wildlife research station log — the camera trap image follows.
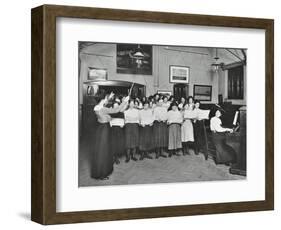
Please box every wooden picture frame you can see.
[169,65,190,83]
[193,84,212,101]
[31,4,274,225]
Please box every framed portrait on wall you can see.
[31,4,274,225]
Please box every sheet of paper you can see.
[198,109,210,120]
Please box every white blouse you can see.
[210,116,229,132]
[167,110,183,124]
[153,106,168,121]
[178,103,185,110]
[139,109,154,126]
[162,102,171,109]
[124,108,140,124]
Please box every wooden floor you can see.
[79,140,245,187]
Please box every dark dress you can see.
[153,121,168,148]
[82,96,98,152]
[212,132,237,164]
[110,113,125,157]
[91,123,113,179]
[139,125,153,151]
[124,123,139,149]
[193,120,208,157]
[91,106,123,179]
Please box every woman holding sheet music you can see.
[181,103,196,155]
[124,100,140,162]
[193,100,209,159]
[91,93,213,180]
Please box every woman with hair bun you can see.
[193,100,208,158]
[153,99,168,158]
[210,109,237,165]
[124,99,140,162]
[139,100,154,160]
[91,93,129,180]
[167,101,183,157]
[110,99,126,165]
[181,103,196,155]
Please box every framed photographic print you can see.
[88,67,107,81]
[31,4,274,225]
[157,90,172,96]
[193,85,212,101]
[117,43,153,75]
[169,65,190,83]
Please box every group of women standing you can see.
[91,92,209,180]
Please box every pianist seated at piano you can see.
[210,109,237,165]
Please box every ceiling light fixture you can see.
[129,44,146,68]
[211,48,221,72]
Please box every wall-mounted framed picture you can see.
[116,44,152,75]
[157,90,172,96]
[169,65,190,83]
[88,67,107,81]
[31,4,274,225]
[193,84,212,101]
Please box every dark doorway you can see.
[173,84,189,101]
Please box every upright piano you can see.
[203,102,247,176]
[226,106,247,176]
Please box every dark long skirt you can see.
[193,120,208,157]
[153,121,168,148]
[111,126,125,157]
[139,125,153,151]
[82,104,98,153]
[91,123,113,179]
[212,132,237,164]
[124,123,139,149]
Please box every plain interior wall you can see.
[153,45,217,101]
[79,43,246,105]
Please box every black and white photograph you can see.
[78,42,247,187]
